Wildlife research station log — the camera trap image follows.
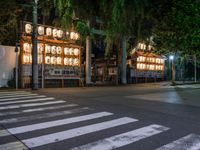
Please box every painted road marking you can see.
[0,107,90,124]
[0,92,33,97]
[71,124,169,150]
[0,97,54,105]
[6,112,113,135]
[0,129,10,137]
[0,91,30,94]
[22,117,137,148]
[0,94,38,99]
[0,95,46,102]
[0,141,28,150]
[0,104,78,116]
[0,100,65,110]
[156,134,200,150]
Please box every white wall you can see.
[0,45,16,87]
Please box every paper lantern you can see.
[38,26,44,35]
[69,58,73,66]
[45,56,50,64]
[23,55,29,63]
[46,28,52,36]
[57,30,63,38]
[51,56,56,64]
[64,58,69,65]
[25,24,32,34]
[74,48,79,56]
[51,46,56,54]
[45,44,51,54]
[69,48,74,55]
[38,55,43,64]
[57,57,62,64]
[53,29,57,37]
[23,43,30,52]
[73,58,79,66]
[38,43,44,53]
[56,46,62,55]
[64,47,70,55]
[29,55,32,63]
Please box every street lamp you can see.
[169,54,175,85]
[169,55,174,60]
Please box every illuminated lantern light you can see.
[56,46,62,55]
[69,48,74,55]
[70,32,79,40]
[64,57,69,65]
[57,57,62,65]
[46,28,52,36]
[74,58,79,66]
[74,48,79,56]
[25,24,32,34]
[38,55,42,64]
[29,55,32,63]
[69,58,74,66]
[156,58,160,63]
[160,66,163,70]
[70,32,75,40]
[38,26,44,35]
[23,43,30,52]
[137,63,140,69]
[51,46,56,54]
[51,56,57,64]
[45,44,51,54]
[64,47,70,55]
[38,43,44,54]
[57,30,63,38]
[45,56,50,64]
[66,31,70,35]
[53,29,58,37]
[23,55,30,63]
[74,33,79,40]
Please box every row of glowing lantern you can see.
[23,43,80,56]
[137,56,164,64]
[137,63,164,71]
[23,55,80,66]
[25,23,79,40]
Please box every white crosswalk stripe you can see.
[0,93,38,99]
[0,91,30,95]
[0,97,54,105]
[0,107,91,124]
[2,112,113,136]
[0,95,46,102]
[0,100,65,110]
[156,134,200,150]
[0,141,28,150]
[22,117,138,148]
[0,103,78,116]
[71,124,169,150]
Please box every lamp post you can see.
[15,45,19,90]
[32,0,38,90]
[169,55,175,85]
[194,55,197,83]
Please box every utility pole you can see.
[194,55,197,83]
[121,36,127,84]
[85,21,92,85]
[32,0,38,90]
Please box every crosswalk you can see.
[0,91,200,150]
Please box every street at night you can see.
[1,0,200,149]
[1,83,200,149]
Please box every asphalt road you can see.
[1,83,200,150]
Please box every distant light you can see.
[169,55,174,60]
